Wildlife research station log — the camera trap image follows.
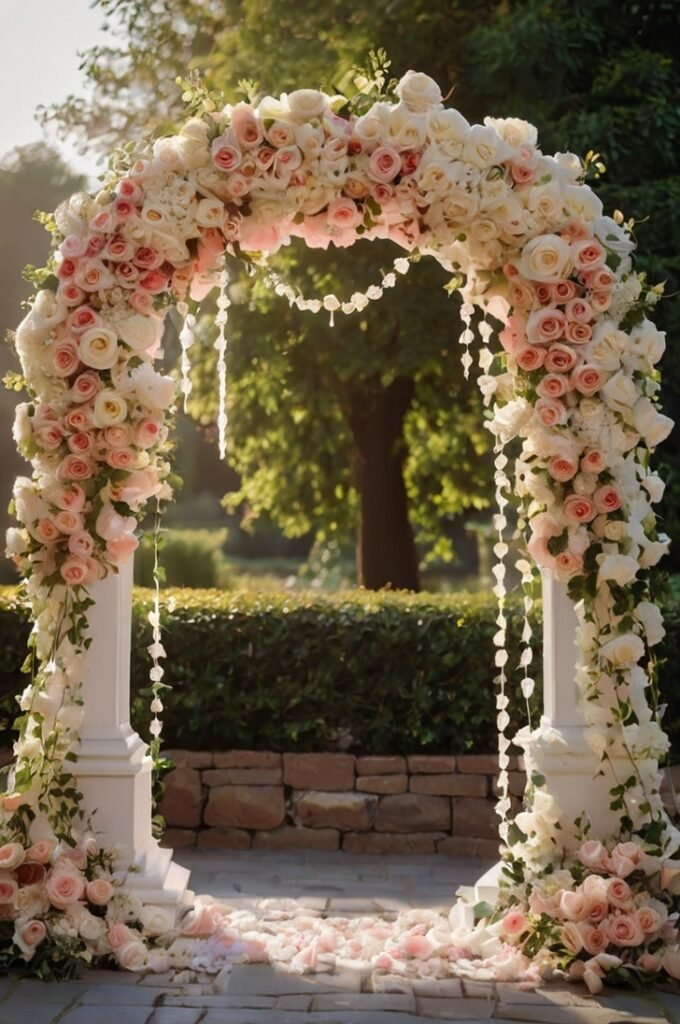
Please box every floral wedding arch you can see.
[3,69,679,985]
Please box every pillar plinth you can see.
[75,559,190,908]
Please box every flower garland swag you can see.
[3,67,679,987]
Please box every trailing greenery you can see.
[0,584,679,756]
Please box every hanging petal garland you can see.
[3,69,679,986]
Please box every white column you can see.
[75,559,191,908]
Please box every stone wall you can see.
[160,750,526,857]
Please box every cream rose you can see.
[632,397,673,448]
[517,234,572,283]
[395,71,442,113]
[600,633,645,667]
[138,904,176,937]
[286,88,326,120]
[93,390,128,427]
[117,314,163,353]
[78,326,118,370]
[130,363,176,410]
[601,371,638,414]
[598,554,638,587]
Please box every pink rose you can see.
[59,284,86,306]
[526,308,567,345]
[636,907,663,935]
[326,197,362,231]
[548,455,577,482]
[585,899,609,924]
[15,918,47,952]
[516,345,546,371]
[45,870,85,909]
[64,409,92,432]
[535,283,552,305]
[563,494,596,523]
[67,431,94,456]
[135,418,162,449]
[565,297,593,324]
[606,913,643,947]
[509,281,537,310]
[113,469,159,509]
[54,510,83,535]
[113,198,136,222]
[593,486,622,514]
[501,910,528,937]
[590,290,612,313]
[581,924,608,956]
[34,424,65,451]
[537,373,569,399]
[139,269,169,294]
[25,839,56,865]
[71,371,101,403]
[116,940,149,972]
[53,342,80,377]
[584,268,615,291]
[87,878,114,906]
[607,878,632,908]
[116,263,139,287]
[555,550,583,578]
[637,952,661,972]
[551,280,577,303]
[559,890,589,922]
[401,932,434,958]
[106,448,136,471]
[106,534,139,565]
[104,237,134,262]
[57,257,77,280]
[572,238,605,271]
[368,145,402,183]
[104,424,132,448]
[499,314,527,355]
[50,484,86,513]
[133,246,162,270]
[230,106,263,149]
[544,344,578,373]
[573,364,606,395]
[535,397,567,427]
[60,557,91,585]
[565,321,592,345]
[68,531,94,558]
[56,454,94,482]
[527,532,555,569]
[0,877,18,902]
[34,518,60,544]
[581,450,605,474]
[129,290,155,315]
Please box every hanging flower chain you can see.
[215,265,230,460]
[263,254,412,326]
[177,301,197,412]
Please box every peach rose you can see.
[544,344,578,373]
[106,534,139,565]
[607,878,632,908]
[106,448,136,471]
[573,365,606,395]
[548,455,577,482]
[516,345,546,371]
[593,486,622,514]
[54,510,83,535]
[551,280,577,303]
[526,307,567,345]
[60,557,91,586]
[14,918,47,956]
[135,418,162,448]
[326,197,362,231]
[563,494,596,523]
[87,878,114,906]
[636,907,663,935]
[581,450,605,474]
[25,839,56,865]
[606,913,643,947]
[572,238,605,271]
[581,924,608,956]
[590,290,612,313]
[53,341,80,377]
[555,550,583,578]
[0,843,26,871]
[45,870,85,909]
[107,922,137,949]
[535,397,567,427]
[565,321,592,344]
[537,373,569,399]
[56,454,94,482]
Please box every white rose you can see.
[639,537,669,568]
[484,115,537,149]
[563,184,603,221]
[593,216,636,256]
[602,371,638,414]
[635,601,665,646]
[599,632,645,667]
[395,71,442,113]
[629,319,666,366]
[138,904,176,937]
[489,398,532,442]
[152,136,183,170]
[117,314,162,353]
[57,704,85,731]
[79,326,119,370]
[388,104,426,150]
[604,520,627,542]
[78,910,107,942]
[130,363,176,411]
[175,118,210,169]
[632,397,673,448]
[6,527,28,556]
[517,233,572,283]
[642,473,665,504]
[93,390,128,427]
[12,404,32,446]
[195,197,225,228]
[427,107,470,145]
[13,478,44,524]
[598,554,638,587]
[462,124,511,169]
[586,322,626,371]
[528,182,564,224]
[286,88,326,120]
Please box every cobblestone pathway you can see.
[0,850,677,1024]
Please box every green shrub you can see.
[134,528,228,589]
[0,585,678,756]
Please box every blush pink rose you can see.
[139,269,169,294]
[54,510,83,535]
[535,283,552,305]
[16,918,47,950]
[0,877,18,902]
[537,373,569,399]
[593,486,622,514]
[230,106,263,149]
[56,454,94,482]
[563,494,596,523]
[637,952,661,972]
[636,907,663,935]
[368,145,402,183]
[498,314,527,355]
[590,290,612,313]
[565,297,593,324]
[64,408,92,432]
[607,878,632,908]
[579,841,610,872]
[71,371,101,403]
[60,557,91,585]
[606,913,643,947]
[67,431,94,456]
[107,922,136,949]
[573,364,606,395]
[555,550,583,577]
[59,284,86,306]
[34,424,65,451]
[129,290,156,315]
[25,839,56,864]
[559,890,589,922]
[87,878,114,906]
[68,532,94,558]
[106,534,139,565]
[516,345,546,371]
[581,924,608,955]
[572,238,605,271]
[535,397,567,427]
[527,532,555,569]
[34,518,60,544]
[501,910,528,937]
[106,448,136,471]
[135,418,162,448]
[565,321,592,344]
[401,932,434,958]
[551,280,577,303]
[117,178,142,202]
[103,424,132,448]
[46,870,85,908]
[326,197,362,230]
[584,268,615,291]
[53,342,80,377]
[526,307,567,345]
[548,455,577,482]
[544,344,578,373]
[581,450,605,474]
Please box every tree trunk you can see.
[348,376,420,591]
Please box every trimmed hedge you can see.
[0,585,678,756]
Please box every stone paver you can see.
[0,849,673,1024]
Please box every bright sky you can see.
[0,0,110,179]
